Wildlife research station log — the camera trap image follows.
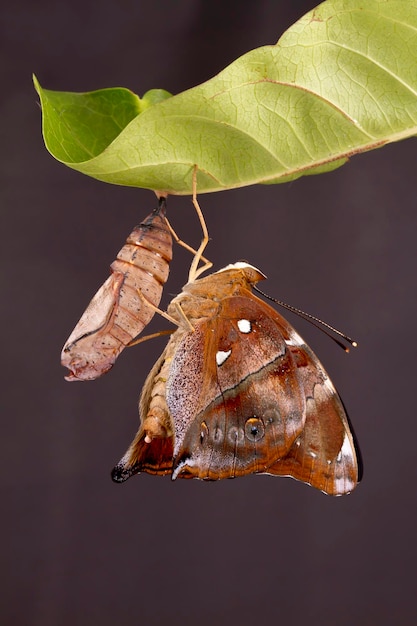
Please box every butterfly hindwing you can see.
[111,435,174,482]
[266,341,361,494]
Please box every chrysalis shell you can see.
[61,198,172,381]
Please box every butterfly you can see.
[111,261,362,495]
[61,197,173,381]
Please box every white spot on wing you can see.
[340,432,354,458]
[216,349,231,366]
[324,376,337,394]
[285,331,304,346]
[336,434,352,463]
[172,458,195,481]
[217,261,262,273]
[334,475,355,494]
[237,319,251,334]
[334,433,355,493]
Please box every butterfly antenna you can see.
[253,285,357,352]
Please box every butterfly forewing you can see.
[169,295,308,479]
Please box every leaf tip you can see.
[32,73,41,95]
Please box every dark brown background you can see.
[2,1,416,624]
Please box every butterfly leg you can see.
[127,293,194,349]
[127,328,175,348]
[187,165,212,282]
[173,302,195,332]
[155,184,211,279]
[131,286,179,327]
[165,216,212,273]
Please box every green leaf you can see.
[34,0,417,195]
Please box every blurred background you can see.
[2,1,416,624]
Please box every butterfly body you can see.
[112,262,361,495]
[61,199,172,381]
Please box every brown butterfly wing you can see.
[168,295,308,480]
[111,436,174,482]
[265,342,361,495]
